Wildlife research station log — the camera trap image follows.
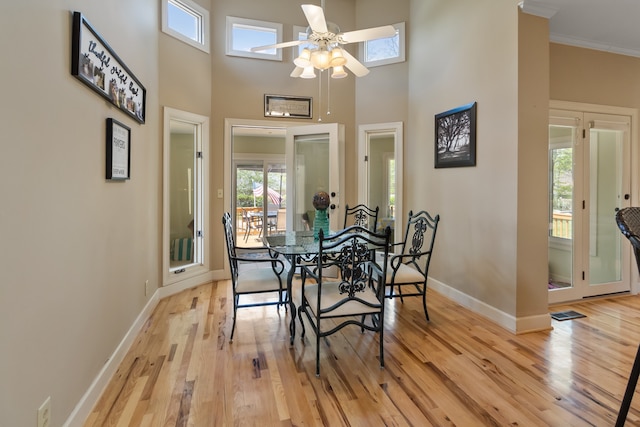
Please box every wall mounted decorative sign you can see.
[264,95,312,119]
[71,11,146,124]
[106,118,131,180]
[434,101,477,168]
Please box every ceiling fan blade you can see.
[290,67,304,78]
[339,25,397,44]
[342,50,369,77]
[251,39,305,52]
[301,4,328,33]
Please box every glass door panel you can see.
[584,114,630,297]
[266,163,286,235]
[548,123,575,295]
[286,124,344,232]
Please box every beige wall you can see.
[9,0,623,424]
[209,0,358,269]
[551,43,640,109]
[404,0,541,322]
[0,1,160,426]
[517,12,550,319]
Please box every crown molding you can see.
[518,1,559,19]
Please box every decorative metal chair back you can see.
[298,225,391,376]
[617,207,640,275]
[615,207,640,426]
[344,204,379,231]
[399,210,439,267]
[383,209,440,322]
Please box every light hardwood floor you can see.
[84,280,640,426]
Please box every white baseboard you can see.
[429,278,551,334]
[63,290,160,427]
[63,268,227,426]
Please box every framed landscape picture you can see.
[434,102,477,168]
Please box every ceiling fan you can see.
[250,2,396,79]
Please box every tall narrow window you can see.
[549,138,573,240]
[162,0,210,53]
[163,108,210,286]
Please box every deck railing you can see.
[551,212,572,239]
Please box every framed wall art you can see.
[264,94,312,119]
[434,101,477,168]
[71,11,146,124]
[106,118,131,180]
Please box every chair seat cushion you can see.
[385,260,425,284]
[304,282,382,317]
[236,267,282,293]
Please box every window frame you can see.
[359,22,405,67]
[549,139,573,242]
[226,16,283,61]
[161,0,210,53]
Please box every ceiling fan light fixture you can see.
[300,65,317,79]
[331,65,348,79]
[329,48,347,67]
[311,49,331,70]
[294,48,312,68]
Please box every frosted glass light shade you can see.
[294,48,311,68]
[331,65,348,79]
[329,48,347,67]
[311,49,331,70]
[300,65,316,79]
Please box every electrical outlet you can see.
[37,396,50,427]
[145,280,150,296]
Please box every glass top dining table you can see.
[263,230,326,344]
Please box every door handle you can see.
[625,194,630,200]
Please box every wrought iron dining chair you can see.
[379,210,439,322]
[344,204,379,231]
[615,207,640,426]
[222,212,286,342]
[298,225,391,377]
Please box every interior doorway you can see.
[358,122,403,244]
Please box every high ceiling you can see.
[521,0,640,58]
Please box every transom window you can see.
[226,17,283,61]
[161,0,210,53]
[361,22,405,67]
[293,25,315,56]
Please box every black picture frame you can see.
[435,101,477,168]
[264,94,312,119]
[106,118,131,180]
[71,11,146,124]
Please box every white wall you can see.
[0,1,160,425]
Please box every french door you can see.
[548,108,631,304]
[285,123,344,232]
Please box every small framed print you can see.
[106,118,131,180]
[264,94,312,119]
[435,101,477,168]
